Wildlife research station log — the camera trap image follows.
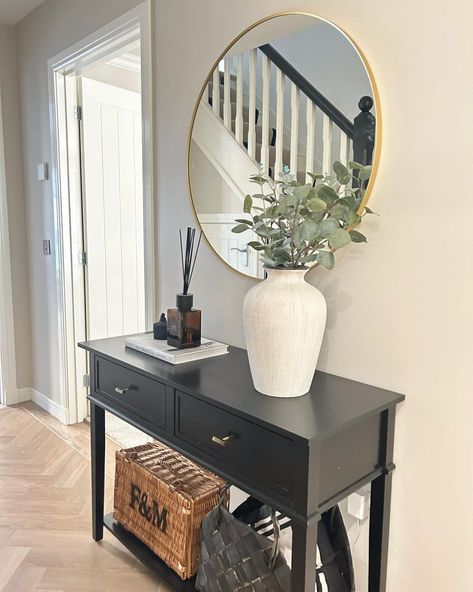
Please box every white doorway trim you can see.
[0,86,18,406]
[48,2,155,424]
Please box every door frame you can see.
[0,86,18,406]
[48,2,155,423]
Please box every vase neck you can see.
[264,268,308,284]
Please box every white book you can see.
[125,333,229,365]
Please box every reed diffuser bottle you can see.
[167,227,202,349]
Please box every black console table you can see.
[79,335,404,592]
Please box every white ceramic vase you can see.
[243,268,327,398]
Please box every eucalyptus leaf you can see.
[348,161,364,170]
[316,185,339,203]
[349,230,368,243]
[293,184,312,199]
[307,172,324,181]
[247,241,265,250]
[346,210,362,226]
[328,228,351,249]
[359,165,372,181]
[307,197,327,212]
[333,161,351,185]
[243,194,253,213]
[318,218,339,238]
[232,224,251,234]
[299,254,318,263]
[273,247,292,262]
[234,218,253,226]
[300,219,320,242]
[331,204,349,219]
[317,250,335,270]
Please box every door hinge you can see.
[79,251,87,265]
[83,374,90,388]
[73,105,82,121]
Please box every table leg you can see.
[291,519,318,592]
[368,471,393,592]
[90,401,105,541]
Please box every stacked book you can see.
[125,333,228,365]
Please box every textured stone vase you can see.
[243,268,327,398]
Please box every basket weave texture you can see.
[114,442,228,580]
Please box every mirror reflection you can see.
[188,14,378,278]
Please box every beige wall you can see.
[14,0,473,590]
[15,0,142,403]
[0,23,31,388]
[155,1,473,591]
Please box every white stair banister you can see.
[290,82,300,177]
[212,68,219,116]
[305,98,316,182]
[247,48,257,160]
[274,68,285,178]
[235,54,244,144]
[261,52,271,174]
[339,131,350,168]
[322,113,333,176]
[223,57,232,130]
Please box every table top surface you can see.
[80,335,405,442]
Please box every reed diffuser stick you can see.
[179,227,202,295]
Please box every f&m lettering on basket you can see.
[114,441,228,580]
[129,482,169,533]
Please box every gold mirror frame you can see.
[187,11,382,280]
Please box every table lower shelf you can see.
[103,513,197,592]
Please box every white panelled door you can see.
[81,77,146,340]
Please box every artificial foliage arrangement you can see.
[232,161,375,270]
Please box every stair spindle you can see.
[212,68,219,116]
[290,82,300,178]
[247,49,257,160]
[322,113,333,176]
[223,57,232,130]
[235,54,244,144]
[274,68,285,178]
[339,132,350,168]
[305,98,316,183]
[261,53,271,175]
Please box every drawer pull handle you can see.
[114,386,129,396]
[212,434,234,447]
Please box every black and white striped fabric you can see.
[233,497,355,592]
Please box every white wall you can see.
[14,0,473,590]
[0,24,31,389]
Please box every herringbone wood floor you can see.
[0,405,171,591]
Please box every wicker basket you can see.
[114,442,228,580]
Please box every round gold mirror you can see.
[188,13,380,279]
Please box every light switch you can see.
[43,239,51,256]
[37,163,49,181]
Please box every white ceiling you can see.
[0,0,44,25]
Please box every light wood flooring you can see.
[0,403,171,591]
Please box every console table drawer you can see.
[94,356,167,430]
[175,391,295,499]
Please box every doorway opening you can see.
[49,3,155,424]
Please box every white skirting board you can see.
[29,388,68,424]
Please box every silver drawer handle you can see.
[212,434,234,447]
[114,386,129,395]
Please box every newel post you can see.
[353,96,376,166]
